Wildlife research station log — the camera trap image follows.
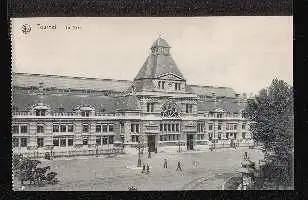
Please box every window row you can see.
[226,124,238,130]
[95,136,114,146]
[131,135,141,143]
[157,81,165,89]
[146,103,155,112]
[12,137,28,147]
[53,125,74,132]
[185,104,193,113]
[95,124,114,133]
[197,123,204,132]
[196,134,205,140]
[12,125,28,134]
[160,134,180,141]
[53,136,74,147]
[160,123,180,132]
[174,83,181,91]
[131,124,140,133]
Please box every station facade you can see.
[12,37,253,155]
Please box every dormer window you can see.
[81,111,90,117]
[36,110,46,116]
[174,83,181,91]
[32,103,50,116]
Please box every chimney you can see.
[211,92,216,102]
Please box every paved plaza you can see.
[14,147,264,191]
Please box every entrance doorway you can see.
[147,135,156,152]
[187,134,194,150]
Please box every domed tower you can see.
[131,37,188,93]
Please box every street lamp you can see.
[136,141,144,167]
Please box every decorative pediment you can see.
[214,108,225,113]
[157,73,184,81]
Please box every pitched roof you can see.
[197,98,245,114]
[13,73,131,92]
[116,94,141,111]
[12,93,116,113]
[190,85,236,98]
[135,38,185,80]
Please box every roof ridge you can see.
[13,72,132,83]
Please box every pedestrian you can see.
[176,161,182,171]
[142,164,146,173]
[146,164,150,174]
[163,159,168,168]
[148,151,151,158]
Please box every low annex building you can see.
[12,37,253,155]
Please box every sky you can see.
[11,17,293,95]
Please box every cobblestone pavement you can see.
[16,147,264,191]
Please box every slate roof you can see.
[151,37,171,48]
[12,93,116,113]
[13,73,131,92]
[197,98,245,114]
[190,85,236,98]
[116,94,141,111]
[134,54,185,80]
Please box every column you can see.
[88,122,96,147]
[27,122,37,150]
[74,122,83,148]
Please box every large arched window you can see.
[161,101,181,117]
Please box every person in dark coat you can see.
[163,159,168,168]
[142,164,146,173]
[176,161,182,171]
[146,164,150,174]
[148,151,151,158]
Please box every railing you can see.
[12,111,115,117]
[14,148,124,159]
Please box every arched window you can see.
[161,101,181,117]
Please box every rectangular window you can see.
[186,104,193,113]
[96,136,101,145]
[60,125,66,132]
[131,135,135,142]
[68,125,74,132]
[160,124,163,132]
[13,137,19,147]
[53,125,59,132]
[109,136,114,144]
[102,136,108,145]
[218,134,221,140]
[131,124,134,132]
[136,124,139,133]
[53,137,59,146]
[120,122,124,133]
[164,124,167,132]
[176,124,179,132]
[20,125,28,133]
[162,81,165,89]
[217,114,223,118]
[242,124,246,130]
[147,103,150,112]
[226,133,229,139]
[234,125,237,130]
[158,81,161,89]
[218,124,222,130]
[37,125,44,133]
[209,124,213,130]
[151,103,154,112]
[168,124,171,132]
[242,132,246,139]
[176,135,179,140]
[20,137,27,147]
[109,125,114,132]
[83,137,88,145]
[96,125,101,133]
[102,125,108,132]
[12,125,19,134]
[60,138,66,147]
[160,135,163,141]
[37,138,44,147]
[172,124,175,132]
[68,138,74,146]
[82,124,89,133]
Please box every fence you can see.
[14,148,124,159]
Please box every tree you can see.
[244,79,293,188]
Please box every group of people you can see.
[163,159,183,171]
[141,159,182,174]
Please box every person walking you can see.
[142,164,146,173]
[146,164,150,174]
[176,161,182,172]
[148,151,151,158]
[163,159,168,169]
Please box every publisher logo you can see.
[21,24,32,34]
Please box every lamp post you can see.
[136,141,144,167]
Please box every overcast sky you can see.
[11,17,293,94]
